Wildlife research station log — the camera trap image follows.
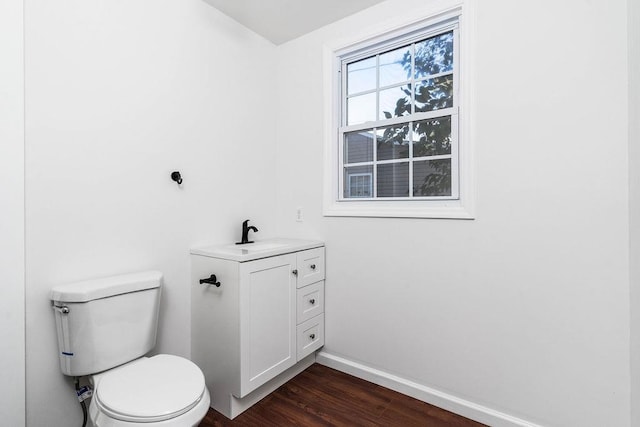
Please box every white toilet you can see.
[51,270,210,427]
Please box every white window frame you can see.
[323,3,475,219]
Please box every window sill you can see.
[323,199,475,219]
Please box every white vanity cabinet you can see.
[190,239,325,419]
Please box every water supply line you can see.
[74,377,88,427]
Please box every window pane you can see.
[379,84,411,120]
[413,117,451,157]
[413,159,451,196]
[344,130,374,164]
[347,56,376,95]
[414,31,454,78]
[414,74,453,112]
[377,162,409,197]
[347,92,376,125]
[344,165,373,198]
[377,124,409,161]
[379,46,411,87]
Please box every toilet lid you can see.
[95,354,206,423]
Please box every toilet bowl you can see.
[88,355,210,427]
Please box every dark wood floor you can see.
[200,364,486,427]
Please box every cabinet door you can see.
[238,253,297,397]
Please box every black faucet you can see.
[236,219,258,245]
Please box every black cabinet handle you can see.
[292,269,298,276]
[309,299,315,305]
[200,274,221,287]
[310,264,316,270]
[309,333,316,340]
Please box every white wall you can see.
[275,0,631,425]
[24,1,277,425]
[0,0,25,425]
[629,0,640,424]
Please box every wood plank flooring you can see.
[199,364,486,427]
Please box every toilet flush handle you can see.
[53,305,70,314]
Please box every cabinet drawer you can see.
[296,281,324,324]
[296,247,325,288]
[296,314,324,361]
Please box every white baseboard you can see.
[316,351,542,427]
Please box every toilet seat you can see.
[94,354,206,423]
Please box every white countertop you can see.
[190,238,324,262]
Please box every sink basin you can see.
[233,242,288,252]
[190,238,324,262]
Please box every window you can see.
[347,173,373,198]
[342,24,458,201]
[324,7,474,219]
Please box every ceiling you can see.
[203,0,388,45]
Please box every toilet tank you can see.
[50,271,162,376]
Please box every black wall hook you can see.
[171,171,183,185]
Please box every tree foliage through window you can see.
[377,30,454,197]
